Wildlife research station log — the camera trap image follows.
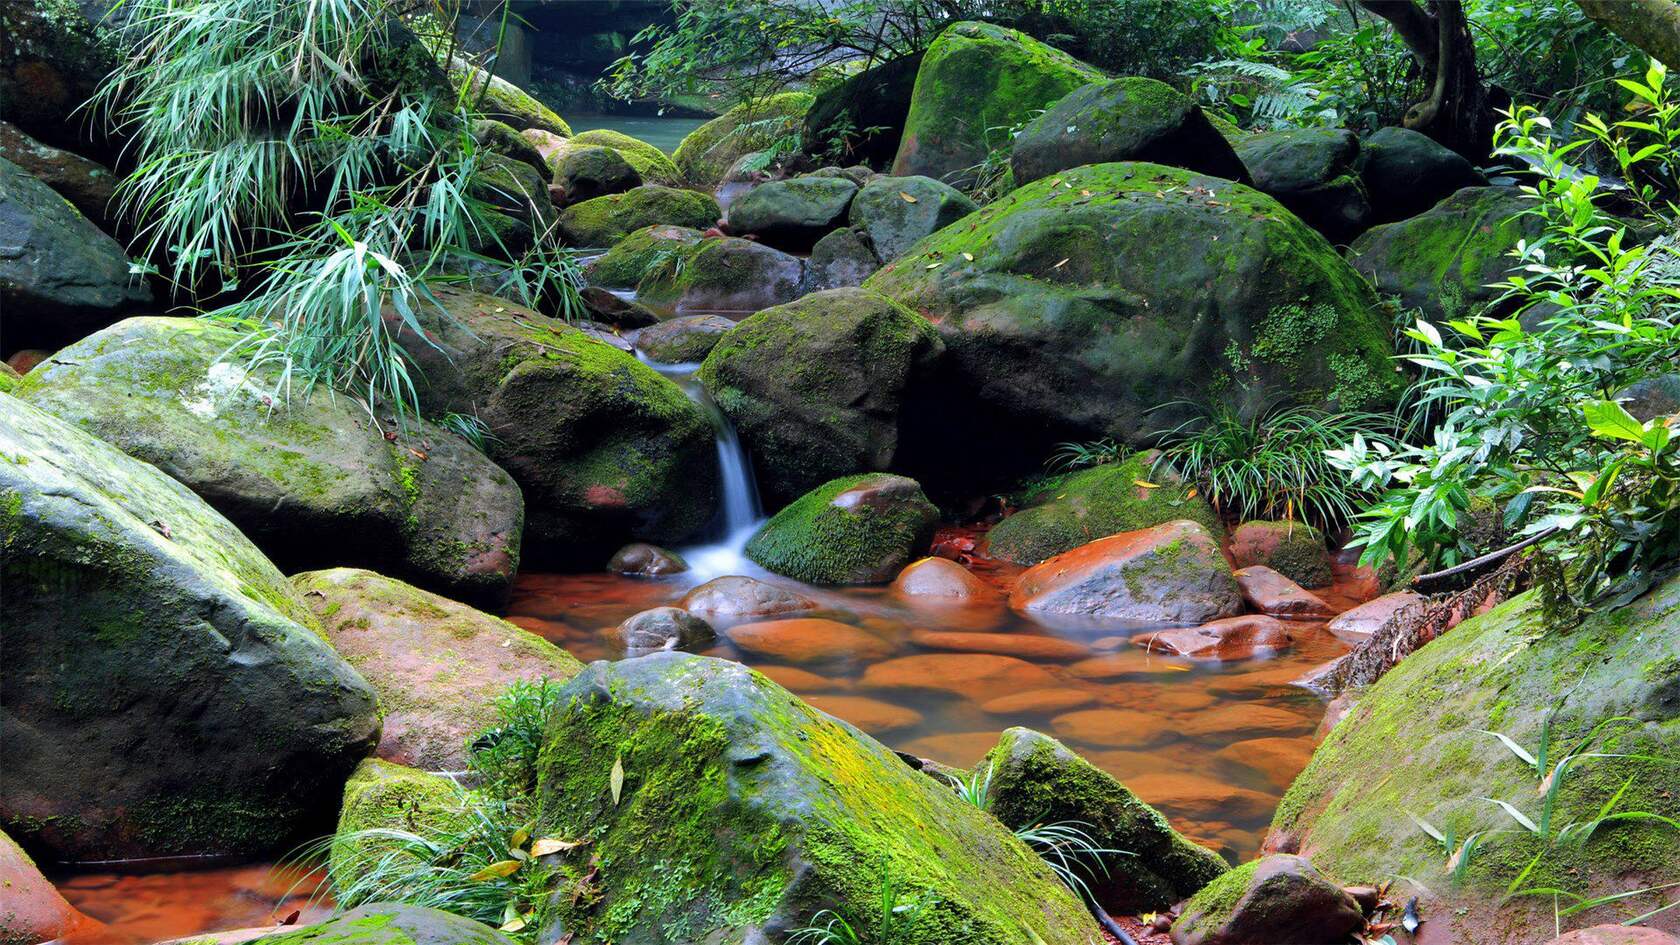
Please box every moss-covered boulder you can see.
[673,92,814,186]
[1,825,97,945]
[572,128,682,185]
[1009,520,1242,623]
[1234,128,1370,244]
[699,288,943,506]
[294,568,583,770]
[533,653,1103,945]
[469,152,559,256]
[893,21,1104,185]
[804,52,924,169]
[0,121,119,231]
[725,175,859,249]
[246,903,514,945]
[472,118,550,182]
[1169,854,1364,945]
[556,145,641,202]
[585,224,806,316]
[0,361,18,394]
[1272,576,1680,943]
[1011,77,1247,186]
[16,317,524,604]
[0,394,379,861]
[867,162,1397,488]
[559,184,718,249]
[986,455,1220,565]
[745,473,939,584]
[390,288,716,564]
[329,758,465,880]
[847,174,978,262]
[0,155,152,352]
[984,728,1228,913]
[1228,520,1331,588]
[1347,185,1542,322]
[808,226,882,290]
[452,61,570,136]
[1357,126,1486,225]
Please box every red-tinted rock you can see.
[1233,565,1337,618]
[1177,703,1315,740]
[1068,650,1195,679]
[891,556,999,601]
[805,694,923,735]
[1010,521,1242,623]
[898,730,1005,767]
[860,652,1059,700]
[1171,854,1365,945]
[728,618,897,664]
[980,689,1099,715]
[1049,708,1176,749]
[606,542,689,576]
[0,828,99,945]
[1326,589,1423,643]
[1131,615,1292,660]
[910,629,1090,661]
[1228,520,1332,588]
[753,664,846,693]
[679,575,820,620]
[1123,771,1277,823]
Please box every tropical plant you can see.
[93,0,577,421]
[1045,438,1127,474]
[439,411,498,452]
[953,761,994,810]
[1013,821,1121,906]
[786,860,934,945]
[1152,402,1401,530]
[467,677,564,800]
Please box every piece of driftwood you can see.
[1411,526,1559,594]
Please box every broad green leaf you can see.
[1584,400,1647,443]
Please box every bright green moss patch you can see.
[745,473,939,584]
[987,455,1220,565]
[558,186,720,249]
[330,758,465,879]
[572,129,682,184]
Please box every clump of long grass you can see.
[787,861,935,945]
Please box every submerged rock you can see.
[534,653,1103,945]
[727,617,898,664]
[1170,854,1364,945]
[847,174,977,262]
[390,288,717,563]
[293,568,583,771]
[1131,615,1293,660]
[866,162,1397,488]
[616,606,715,653]
[0,155,152,352]
[1010,520,1243,623]
[1011,77,1247,186]
[983,727,1229,913]
[245,903,514,945]
[987,455,1220,565]
[1273,576,1680,944]
[1348,185,1543,322]
[1228,520,1331,588]
[1234,128,1370,243]
[558,184,720,248]
[0,394,379,861]
[679,575,820,620]
[893,21,1103,184]
[17,317,524,604]
[891,556,998,601]
[746,473,940,584]
[700,288,943,505]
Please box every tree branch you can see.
[1574,0,1680,68]
[1356,0,1439,71]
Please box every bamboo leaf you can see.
[611,753,625,806]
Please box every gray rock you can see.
[246,903,515,945]
[725,175,859,249]
[807,226,881,290]
[848,174,977,261]
[1235,128,1370,243]
[1358,126,1486,224]
[616,606,715,652]
[633,313,736,363]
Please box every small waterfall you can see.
[636,352,765,580]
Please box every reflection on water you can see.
[506,547,1374,862]
[566,114,711,154]
[53,862,332,944]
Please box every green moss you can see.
[572,129,682,184]
[330,758,465,879]
[558,185,720,249]
[1231,520,1330,587]
[1178,858,1256,930]
[583,224,706,288]
[987,455,1220,565]
[672,92,814,185]
[744,474,938,584]
[452,65,570,136]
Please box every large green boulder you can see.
[556,145,641,202]
[1272,576,1680,944]
[584,225,806,316]
[986,455,1220,565]
[745,473,939,584]
[0,394,379,861]
[847,174,978,262]
[452,60,570,136]
[804,52,924,169]
[391,288,716,564]
[699,287,943,506]
[673,92,813,186]
[329,758,465,881]
[16,317,524,604]
[1347,185,1541,322]
[246,904,514,945]
[294,568,583,771]
[866,162,1398,488]
[1234,128,1370,244]
[0,155,152,352]
[892,21,1105,185]
[558,185,720,248]
[725,175,859,250]
[572,128,682,185]
[1011,77,1247,186]
[534,653,1104,945]
[983,728,1228,913]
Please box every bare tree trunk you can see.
[1357,0,1495,160]
[1575,0,1680,69]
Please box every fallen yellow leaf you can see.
[961,252,974,261]
[899,191,918,203]
[1133,480,1160,489]
[530,837,584,856]
[468,860,522,881]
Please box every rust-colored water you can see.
[50,863,332,944]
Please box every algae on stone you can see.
[986,455,1221,565]
[744,473,940,584]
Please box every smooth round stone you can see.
[727,618,896,664]
[607,542,689,576]
[1130,615,1293,661]
[1067,650,1193,680]
[1234,566,1337,618]
[978,688,1098,715]
[1177,703,1315,740]
[890,557,999,601]
[755,664,846,693]
[617,606,714,652]
[1048,708,1176,749]
[909,629,1090,662]
[805,694,924,735]
[1121,771,1277,822]
[679,575,820,620]
[1214,736,1316,791]
[859,653,1058,700]
[897,730,1005,768]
